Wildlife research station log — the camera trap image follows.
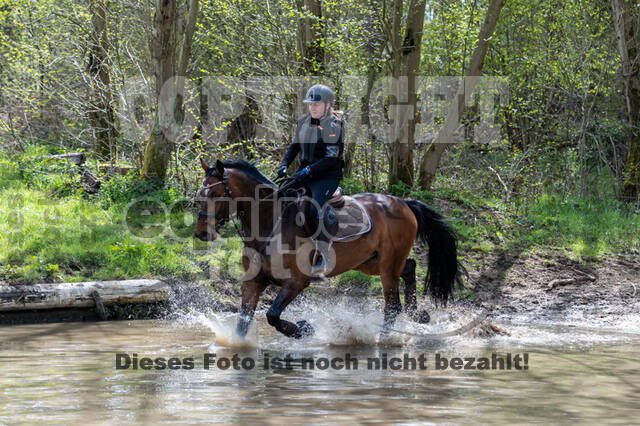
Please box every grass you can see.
[524,194,639,257]
[336,270,381,287]
[439,191,639,259]
[0,146,216,285]
[0,187,205,284]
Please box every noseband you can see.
[198,169,232,226]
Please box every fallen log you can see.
[98,164,134,176]
[43,152,86,165]
[0,279,171,311]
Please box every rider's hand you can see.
[277,165,287,179]
[293,166,311,183]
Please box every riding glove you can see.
[292,166,312,183]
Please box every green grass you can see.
[336,270,381,287]
[0,146,210,284]
[429,185,639,259]
[0,187,204,284]
[523,194,639,257]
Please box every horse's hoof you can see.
[294,320,314,338]
[411,310,430,324]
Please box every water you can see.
[1,304,639,424]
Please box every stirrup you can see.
[310,253,328,277]
[310,239,331,277]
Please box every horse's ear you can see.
[200,158,209,172]
[215,159,225,176]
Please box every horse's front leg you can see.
[266,282,314,339]
[235,279,268,339]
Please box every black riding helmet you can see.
[303,84,335,105]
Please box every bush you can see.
[389,181,435,202]
[98,169,185,208]
[0,145,84,197]
[340,177,366,195]
[0,256,61,285]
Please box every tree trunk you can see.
[612,0,640,201]
[88,0,118,163]
[226,95,259,157]
[388,0,406,188]
[344,2,385,178]
[388,0,427,189]
[297,0,325,75]
[175,0,199,127]
[344,65,378,178]
[142,0,177,181]
[142,0,198,182]
[418,0,505,189]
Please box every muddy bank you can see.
[464,249,640,328]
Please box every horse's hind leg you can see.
[380,271,402,334]
[401,258,417,313]
[400,258,431,324]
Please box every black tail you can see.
[404,198,461,306]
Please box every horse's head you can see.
[195,157,279,242]
[195,158,231,241]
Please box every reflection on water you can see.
[1,315,639,424]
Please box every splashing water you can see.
[284,296,482,347]
[176,310,260,348]
[172,295,490,349]
[172,292,640,350]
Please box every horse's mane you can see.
[207,159,277,187]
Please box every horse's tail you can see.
[404,198,462,306]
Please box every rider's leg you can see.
[306,178,340,275]
[307,178,340,228]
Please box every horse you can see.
[195,158,463,340]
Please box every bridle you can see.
[197,167,295,244]
[198,169,232,228]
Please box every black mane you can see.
[206,159,276,187]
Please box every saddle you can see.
[258,186,369,257]
[292,187,371,242]
[294,187,343,238]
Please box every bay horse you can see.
[195,158,462,340]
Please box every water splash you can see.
[171,293,639,350]
[285,296,480,347]
[175,310,260,348]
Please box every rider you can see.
[277,84,345,277]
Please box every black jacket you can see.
[281,112,344,180]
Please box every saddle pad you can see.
[331,196,372,242]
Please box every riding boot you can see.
[310,230,332,277]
